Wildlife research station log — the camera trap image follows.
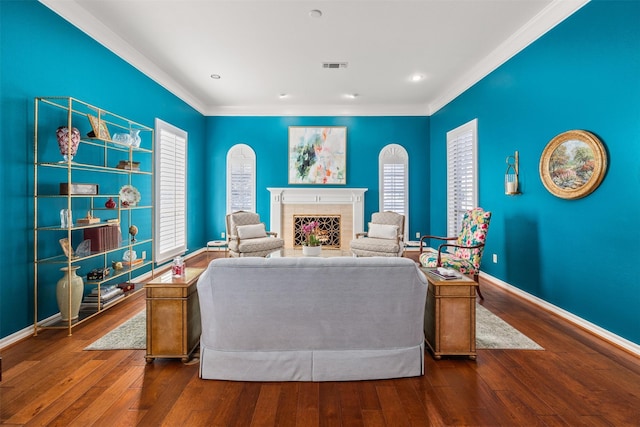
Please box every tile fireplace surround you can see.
[268,188,367,249]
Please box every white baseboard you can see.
[0,313,60,350]
[481,272,640,357]
[1,249,209,351]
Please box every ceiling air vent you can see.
[322,62,348,69]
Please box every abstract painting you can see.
[288,127,346,184]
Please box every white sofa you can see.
[197,256,428,382]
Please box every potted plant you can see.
[301,221,321,256]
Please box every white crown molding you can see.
[38,0,208,115]
[428,0,590,115]
[205,103,430,117]
[481,272,640,358]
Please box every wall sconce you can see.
[505,151,520,195]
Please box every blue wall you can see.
[0,1,206,338]
[2,0,638,347]
[204,116,430,241]
[429,0,640,343]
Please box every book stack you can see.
[428,267,461,280]
[83,224,121,252]
[122,259,144,267]
[80,284,124,311]
[116,160,140,171]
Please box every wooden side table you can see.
[421,268,478,360]
[145,267,205,363]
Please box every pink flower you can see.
[302,221,320,246]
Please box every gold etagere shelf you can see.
[33,96,155,336]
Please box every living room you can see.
[1,0,639,423]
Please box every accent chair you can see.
[225,211,284,257]
[419,207,492,299]
[350,211,405,257]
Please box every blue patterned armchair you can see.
[419,208,491,299]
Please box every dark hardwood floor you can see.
[1,250,639,426]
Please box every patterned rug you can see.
[85,310,146,350]
[85,305,543,351]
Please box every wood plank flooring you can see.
[1,250,639,426]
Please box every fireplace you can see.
[268,188,367,249]
[293,215,341,248]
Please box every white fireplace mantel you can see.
[267,188,367,239]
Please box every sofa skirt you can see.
[199,342,425,382]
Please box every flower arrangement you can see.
[302,221,321,247]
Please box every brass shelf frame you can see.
[33,96,155,336]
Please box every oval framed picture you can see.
[539,130,607,200]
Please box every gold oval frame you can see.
[539,130,607,200]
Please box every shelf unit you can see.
[33,97,154,336]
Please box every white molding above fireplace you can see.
[267,188,367,239]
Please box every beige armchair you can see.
[225,211,284,257]
[350,211,405,257]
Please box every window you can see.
[379,143,409,239]
[226,144,256,213]
[154,119,187,263]
[446,119,478,236]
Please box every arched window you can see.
[379,143,409,239]
[226,144,256,213]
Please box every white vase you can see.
[56,266,84,321]
[302,245,322,256]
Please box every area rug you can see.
[85,305,543,351]
[476,304,543,350]
[84,310,146,350]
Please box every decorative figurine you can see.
[128,225,138,242]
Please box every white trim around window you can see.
[154,118,187,263]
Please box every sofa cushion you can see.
[367,223,398,240]
[236,223,267,239]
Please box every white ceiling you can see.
[41,0,588,116]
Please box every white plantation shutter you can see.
[154,119,187,263]
[379,144,409,238]
[227,144,255,213]
[382,164,405,213]
[446,119,478,237]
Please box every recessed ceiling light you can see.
[411,74,425,82]
[344,93,359,99]
[210,74,221,79]
[279,93,288,99]
[309,9,323,18]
